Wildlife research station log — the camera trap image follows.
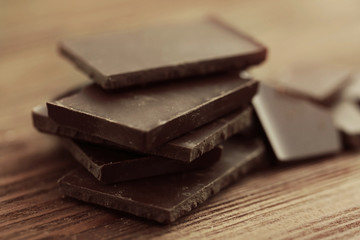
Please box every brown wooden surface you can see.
[2,0,360,239]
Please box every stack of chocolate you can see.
[32,18,267,223]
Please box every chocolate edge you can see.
[168,141,265,222]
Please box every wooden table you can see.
[2,1,360,239]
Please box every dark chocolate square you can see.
[47,73,257,151]
[59,18,266,89]
[58,136,266,223]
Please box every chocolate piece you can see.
[332,101,360,148]
[59,18,267,89]
[47,73,258,151]
[33,103,252,162]
[276,64,350,104]
[58,136,266,223]
[61,139,222,183]
[253,83,341,161]
[151,107,252,161]
[340,73,360,102]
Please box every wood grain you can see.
[2,0,360,239]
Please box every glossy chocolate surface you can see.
[253,83,341,161]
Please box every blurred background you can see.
[2,0,360,173]
[2,0,360,165]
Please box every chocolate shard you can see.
[58,136,266,223]
[332,101,360,149]
[340,73,360,102]
[276,64,350,104]
[252,83,341,161]
[32,103,253,162]
[61,138,222,183]
[59,17,267,89]
[47,73,258,151]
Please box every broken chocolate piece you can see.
[340,73,360,102]
[58,136,266,223]
[61,138,222,183]
[332,101,360,148]
[276,64,350,104]
[59,18,266,89]
[47,73,258,151]
[253,83,341,161]
[33,103,252,162]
